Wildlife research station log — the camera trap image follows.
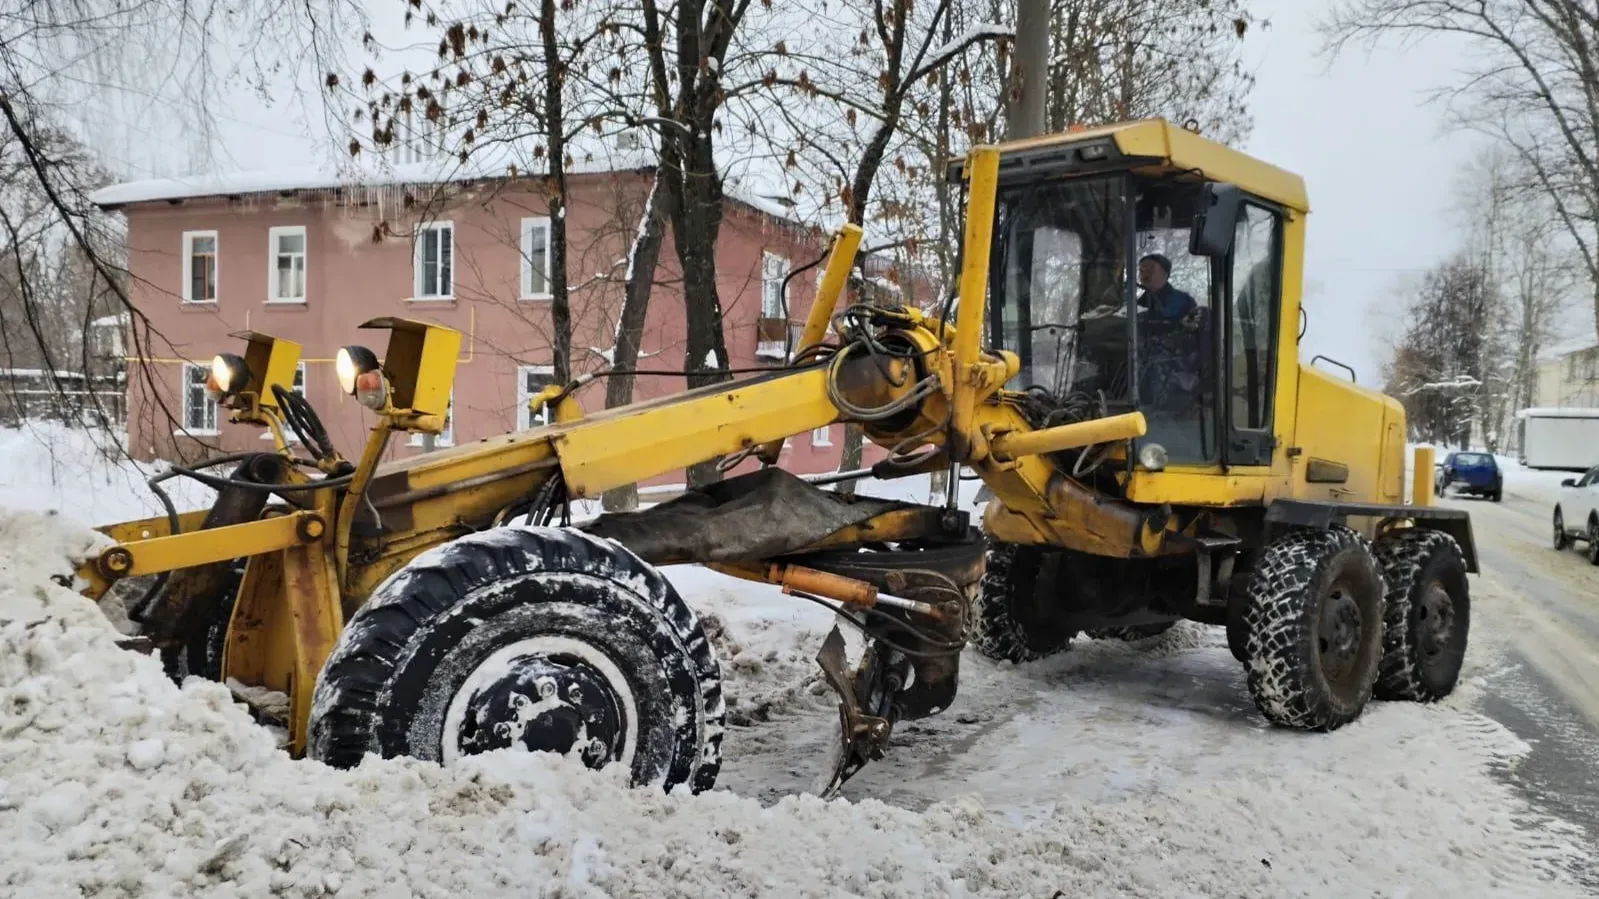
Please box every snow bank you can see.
[0,424,213,525]
[0,469,1593,896]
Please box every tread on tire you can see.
[1371,528,1470,702]
[969,539,1075,663]
[307,526,725,794]
[1242,525,1385,731]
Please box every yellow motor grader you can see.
[77,119,1477,796]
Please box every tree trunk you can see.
[540,0,571,382]
[669,135,732,488]
[1006,0,1049,138]
[602,172,668,512]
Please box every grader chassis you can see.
[79,119,1477,796]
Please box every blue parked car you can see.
[1436,450,1503,502]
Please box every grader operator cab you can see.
[77,119,1476,797]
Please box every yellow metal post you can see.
[950,148,1001,461]
[754,225,863,464]
[1412,445,1435,506]
[797,224,864,357]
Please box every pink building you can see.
[92,164,888,490]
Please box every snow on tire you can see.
[1371,527,1470,703]
[1242,525,1385,731]
[969,539,1075,663]
[307,526,725,794]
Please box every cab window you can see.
[1229,204,1280,433]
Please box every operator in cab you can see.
[1136,253,1197,321]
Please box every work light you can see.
[1137,442,1168,472]
[336,345,387,409]
[207,353,251,398]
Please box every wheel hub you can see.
[1416,581,1455,660]
[442,636,636,769]
[1318,588,1364,683]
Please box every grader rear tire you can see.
[969,540,1075,663]
[1242,525,1385,731]
[1371,528,1470,702]
[307,527,725,794]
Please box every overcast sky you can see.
[155,0,1571,385]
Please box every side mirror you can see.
[1562,478,1577,487]
[1189,182,1242,257]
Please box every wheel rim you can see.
[441,635,638,769]
[1317,583,1365,688]
[1415,580,1456,682]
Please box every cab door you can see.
[1220,201,1284,467]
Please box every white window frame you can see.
[267,226,308,303]
[261,362,307,441]
[761,251,789,319]
[412,221,454,300]
[812,425,833,447]
[408,388,454,447]
[516,365,558,430]
[179,362,219,435]
[182,230,219,304]
[520,216,553,300]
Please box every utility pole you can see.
[1006,0,1049,139]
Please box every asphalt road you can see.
[1439,485,1599,888]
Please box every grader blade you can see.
[812,625,895,798]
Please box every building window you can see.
[812,425,832,447]
[414,222,454,299]
[268,226,307,303]
[517,365,558,429]
[183,231,218,304]
[262,362,307,441]
[761,252,789,319]
[181,363,218,433]
[521,217,552,299]
[408,388,454,447]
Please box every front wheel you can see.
[1587,519,1599,566]
[307,527,725,794]
[1553,508,1571,550]
[1242,526,1385,731]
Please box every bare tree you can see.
[1,0,360,442]
[1452,146,1581,449]
[1385,254,1499,446]
[1323,0,1599,341]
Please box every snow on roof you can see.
[90,151,815,232]
[1537,332,1599,362]
[1514,406,1599,419]
[88,151,655,209]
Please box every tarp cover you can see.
[579,468,922,565]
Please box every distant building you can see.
[1533,332,1599,409]
[89,153,901,490]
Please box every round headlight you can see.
[208,353,251,397]
[1137,442,1168,472]
[336,345,380,396]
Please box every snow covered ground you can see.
[1,425,1594,897]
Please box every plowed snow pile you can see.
[0,508,1590,898]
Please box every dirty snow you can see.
[0,426,1594,897]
